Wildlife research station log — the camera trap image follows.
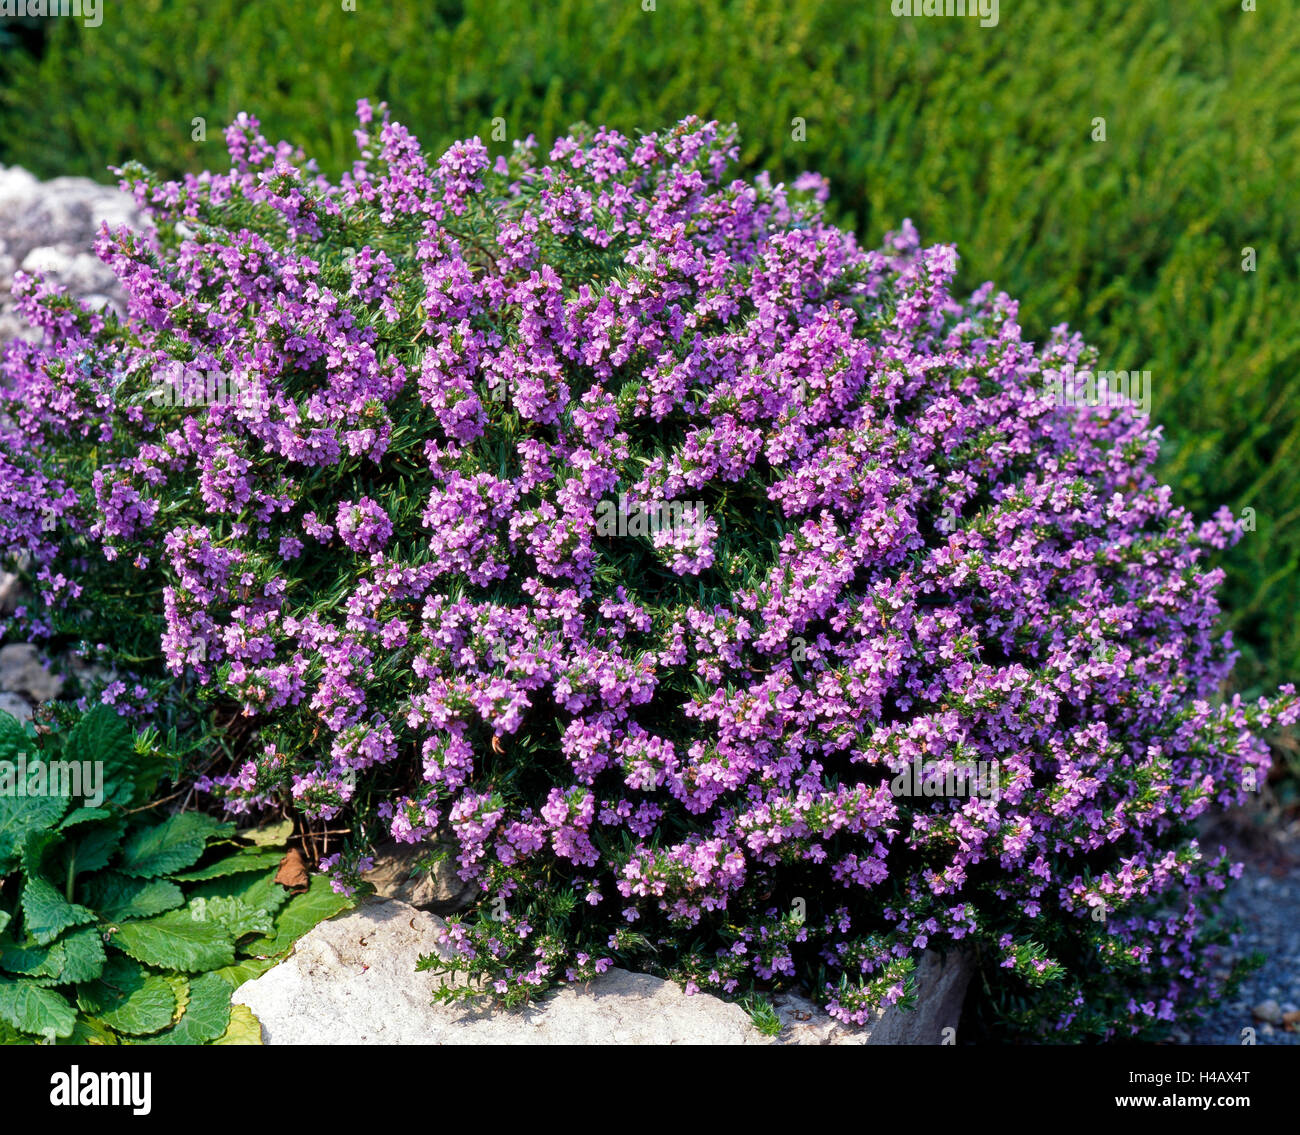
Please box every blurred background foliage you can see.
[0,0,1295,780]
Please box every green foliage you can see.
[0,705,352,1044]
[741,993,783,1038]
[3,0,1294,698]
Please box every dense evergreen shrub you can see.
[3,1,1297,706]
[0,106,1293,1039]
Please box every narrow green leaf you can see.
[171,848,286,882]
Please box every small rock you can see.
[0,690,32,722]
[0,643,63,702]
[1252,999,1283,1025]
[363,839,479,912]
[0,570,25,615]
[1283,1010,1300,1032]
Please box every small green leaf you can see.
[243,874,352,958]
[136,973,232,1045]
[110,908,235,972]
[55,927,108,984]
[76,956,175,1036]
[21,875,97,945]
[0,975,76,1038]
[197,896,274,941]
[235,819,294,846]
[119,811,231,878]
[210,956,276,988]
[212,1002,263,1045]
[189,868,289,917]
[171,848,286,882]
[59,808,114,830]
[80,873,184,922]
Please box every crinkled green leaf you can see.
[8,928,108,986]
[63,705,136,808]
[64,820,125,876]
[119,811,233,878]
[19,827,59,874]
[136,973,231,1045]
[54,927,107,983]
[79,872,184,922]
[76,956,175,1036]
[0,975,76,1038]
[21,875,97,945]
[212,1002,263,1045]
[210,956,276,989]
[0,789,68,874]
[59,807,113,830]
[109,908,234,972]
[190,868,289,917]
[172,848,287,882]
[243,874,352,958]
[196,896,274,941]
[0,942,62,980]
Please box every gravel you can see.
[1177,814,1300,1046]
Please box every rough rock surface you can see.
[0,690,33,722]
[233,897,972,1045]
[363,838,479,912]
[0,643,63,703]
[0,164,144,343]
[1179,820,1300,1046]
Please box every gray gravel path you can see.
[1177,817,1300,1046]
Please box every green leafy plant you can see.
[0,705,351,1044]
[741,994,782,1039]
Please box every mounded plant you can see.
[0,105,1293,1040]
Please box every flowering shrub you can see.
[1,105,1294,1039]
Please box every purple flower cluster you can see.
[1,104,1293,1037]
